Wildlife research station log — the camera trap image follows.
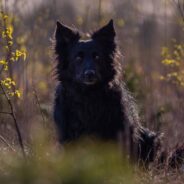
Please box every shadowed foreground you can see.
[0,130,183,184]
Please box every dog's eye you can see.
[75,52,83,62]
[76,56,82,61]
[93,53,100,61]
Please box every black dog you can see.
[53,20,161,164]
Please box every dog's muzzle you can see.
[83,70,97,85]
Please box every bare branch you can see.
[0,83,26,159]
[0,5,26,159]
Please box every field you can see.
[0,0,184,183]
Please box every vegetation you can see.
[0,0,184,183]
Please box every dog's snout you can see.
[84,70,96,80]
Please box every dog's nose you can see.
[84,70,96,80]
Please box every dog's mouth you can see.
[83,79,97,85]
[82,71,98,85]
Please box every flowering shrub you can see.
[161,43,184,87]
[0,11,26,98]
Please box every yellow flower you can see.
[4,65,8,71]
[15,90,21,98]
[0,60,6,65]
[1,78,16,89]
[161,47,170,58]
[161,59,180,66]
[6,26,13,39]
[8,41,13,46]
[15,50,27,61]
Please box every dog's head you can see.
[54,20,117,87]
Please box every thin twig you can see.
[32,87,46,125]
[172,0,184,22]
[0,83,26,159]
[178,0,184,18]
[0,134,16,152]
[0,111,11,115]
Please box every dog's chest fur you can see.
[62,85,124,139]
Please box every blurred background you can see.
[0,0,184,148]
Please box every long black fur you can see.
[53,20,162,164]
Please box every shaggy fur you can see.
[53,20,161,164]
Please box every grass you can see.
[0,137,135,184]
[0,130,183,184]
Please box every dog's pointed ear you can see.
[92,19,115,41]
[55,21,80,44]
